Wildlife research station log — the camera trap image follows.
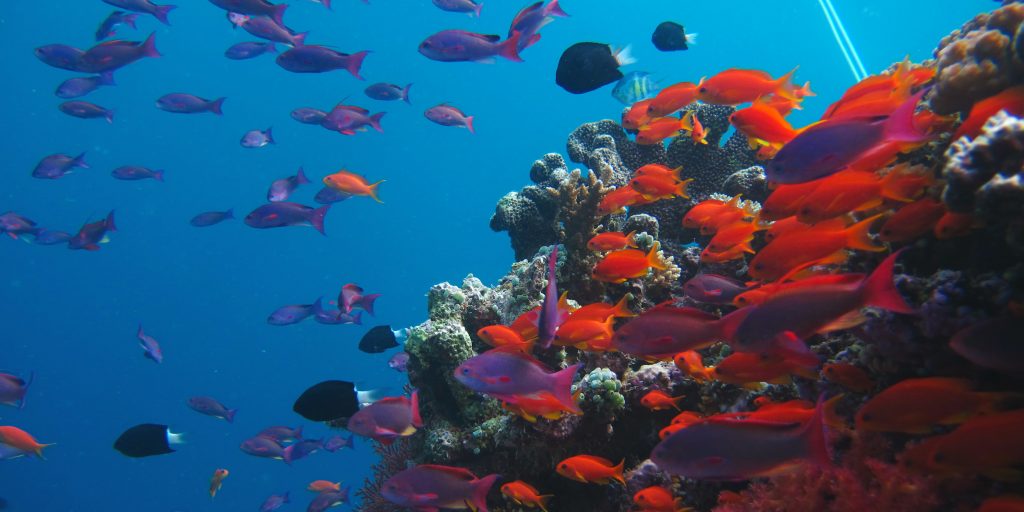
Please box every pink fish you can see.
[382,465,499,512]
[418,30,522,63]
[611,304,748,360]
[0,372,32,409]
[683,273,750,304]
[69,210,116,251]
[79,33,160,73]
[536,246,560,348]
[136,324,163,363]
[339,284,380,315]
[347,392,422,445]
[425,104,475,133]
[454,347,581,414]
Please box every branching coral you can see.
[354,438,417,512]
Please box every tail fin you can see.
[105,109,115,124]
[472,1,483,17]
[345,51,369,80]
[860,249,916,314]
[271,3,287,26]
[843,214,884,251]
[208,97,225,116]
[152,170,165,182]
[19,371,33,410]
[310,205,330,235]
[611,459,626,485]
[410,391,423,428]
[798,81,815,98]
[367,180,385,203]
[614,44,635,66]
[293,426,303,440]
[800,394,832,469]
[141,32,161,58]
[266,42,278,53]
[686,32,699,45]
[369,112,386,133]
[71,152,89,169]
[646,243,668,271]
[124,13,139,28]
[471,474,501,512]
[879,166,930,202]
[292,32,308,47]
[358,294,380,316]
[775,66,799,101]
[98,71,116,86]
[624,231,638,248]
[464,116,475,134]
[402,83,412,104]
[224,208,234,219]
[546,0,569,17]
[153,4,176,25]
[611,293,635,317]
[105,210,117,231]
[34,443,55,459]
[550,363,582,414]
[675,177,694,199]
[498,32,524,62]
[282,444,295,465]
[225,409,237,423]
[295,167,309,185]
[884,90,930,143]
[265,127,275,144]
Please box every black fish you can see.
[555,42,634,94]
[651,21,695,52]
[293,380,360,423]
[113,423,180,457]
[358,325,398,354]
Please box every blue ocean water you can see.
[0,1,992,510]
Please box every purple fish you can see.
[244,202,330,234]
[187,396,238,422]
[156,93,225,115]
[224,41,277,59]
[240,436,286,460]
[282,438,322,464]
[311,298,362,325]
[424,103,475,133]
[765,91,929,184]
[96,11,139,40]
[276,45,369,79]
[101,0,175,25]
[950,316,1024,374]
[432,0,483,16]
[267,303,315,325]
[388,351,409,372]
[136,324,163,363]
[0,212,39,240]
[0,443,31,460]
[209,0,287,26]
[323,434,354,452]
[32,152,89,180]
[190,209,234,227]
[35,44,86,71]
[79,33,160,73]
[381,465,498,512]
[536,245,560,348]
[31,229,72,245]
[0,372,32,409]
[339,284,379,315]
[68,210,116,250]
[241,127,275,148]
[56,72,116,99]
[321,105,385,135]
[347,392,422,444]
[508,0,569,51]
[59,101,114,123]
[257,425,303,443]
[308,489,349,512]
[238,16,307,47]
[418,30,523,63]
[267,167,309,202]
[365,82,412,104]
[259,492,290,512]
[314,186,351,204]
[683,273,749,304]
[291,107,327,124]
[454,348,581,413]
[650,396,830,480]
[112,165,164,181]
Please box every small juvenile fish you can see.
[365,82,412,104]
[268,167,309,202]
[190,209,234,227]
[56,72,116,98]
[187,396,238,423]
[136,324,163,363]
[59,101,114,123]
[225,41,277,60]
[209,468,229,499]
[112,165,164,181]
[387,352,409,372]
[424,104,475,133]
[96,11,139,40]
[241,127,274,148]
[157,93,225,115]
[32,152,89,179]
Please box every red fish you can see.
[978,495,1024,512]
[704,220,761,255]
[730,100,803,148]
[681,111,707,145]
[556,455,625,485]
[322,170,384,203]
[553,315,614,351]
[877,197,946,242]
[821,362,874,393]
[733,272,864,308]
[855,377,1014,434]
[760,181,822,221]
[501,390,580,422]
[597,186,645,215]
[633,486,685,512]
[477,325,532,351]
[0,426,52,458]
[591,244,668,284]
[795,167,930,223]
[949,316,1024,375]
[634,163,683,179]
[953,85,1024,140]
[696,68,806,105]
[587,231,637,251]
[920,410,1024,479]
[748,214,884,282]
[640,390,685,411]
[934,211,977,239]
[636,117,691,145]
[568,295,634,321]
[647,82,699,118]
[712,351,818,385]
[501,480,552,511]
[673,351,713,382]
[629,174,693,201]
[623,98,655,131]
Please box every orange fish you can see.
[825,80,912,121]
[733,268,863,308]
[556,455,625,485]
[696,200,755,236]
[922,409,1024,480]
[569,295,635,321]
[477,325,532,351]
[764,216,847,244]
[681,198,724,229]
[934,210,977,239]
[978,495,1024,512]
[501,390,581,422]
[553,315,614,351]
[760,94,803,117]
[877,197,946,243]
[501,480,552,511]
[634,164,683,180]
[640,390,685,411]
[673,350,713,382]
[510,292,573,341]
[953,85,1024,140]
[591,244,668,284]
[629,174,693,201]
[822,60,915,119]
[636,117,690,145]
[700,244,751,264]
[598,186,644,215]
[730,100,802,148]
[760,180,822,221]
[712,352,818,385]
[209,468,229,499]
[308,480,341,493]
[322,170,384,203]
[795,167,930,224]
[681,111,707,145]
[623,98,655,131]
[855,377,1016,434]
[821,362,874,393]
[633,485,686,512]
[696,68,805,105]
[705,220,761,255]
[748,214,884,282]
[587,231,638,252]
[647,82,699,118]
[659,423,686,440]
[0,426,52,458]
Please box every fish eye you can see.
[461,368,470,375]
[861,413,873,422]
[753,263,764,270]
[558,464,567,470]
[698,87,707,93]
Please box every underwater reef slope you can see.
[356,4,1024,512]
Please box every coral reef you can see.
[574,367,626,418]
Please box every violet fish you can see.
[34,44,86,71]
[111,165,164,181]
[56,72,116,99]
[136,324,164,363]
[59,101,114,123]
[346,392,422,444]
[187,396,238,422]
[244,202,330,234]
[267,304,315,326]
[431,0,483,17]
[537,245,559,348]
[209,0,287,26]
[323,434,354,452]
[381,465,499,512]
[611,304,747,360]
[189,209,234,227]
[314,186,351,204]
[339,284,379,315]
[388,352,410,372]
[259,492,290,512]
[32,152,88,180]
[276,46,369,79]
[508,0,569,51]
[96,11,139,40]
[307,489,349,512]
[31,230,72,245]
[79,33,160,73]
[683,273,749,304]
[418,30,523,63]
[257,425,302,443]
[291,107,328,125]
[241,127,275,148]
[225,41,278,60]
[101,0,175,25]
[267,167,309,202]
[365,82,412,104]
[424,104,475,133]
[0,372,32,409]
[0,212,40,240]
[282,438,322,464]
[321,105,385,135]
[454,347,581,413]
[68,210,116,251]
[237,16,306,47]
[156,93,225,115]
[240,436,285,460]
